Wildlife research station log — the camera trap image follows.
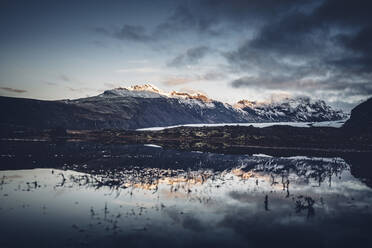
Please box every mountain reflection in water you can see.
[0,142,372,248]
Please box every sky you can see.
[0,0,371,111]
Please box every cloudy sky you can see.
[1,0,371,111]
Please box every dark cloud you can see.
[167,46,210,67]
[155,0,317,36]
[231,75,318,91]
[0,87,27,93]
[313,0,372,26]
[224,0,372,101]
[157,5,197,33]
[150,1,316,37]
[332,25,372,73]
[244,0,372,64]
[94,1,316,42]
[201,0,315,22]
[98,0,311,43]
[91,0,371,106]
[155,4,219,36]
[339,26,372,54]
[96,4,219,43]
[249,13,326,56]
[231,74,372,96]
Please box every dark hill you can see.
[343,97,372,131]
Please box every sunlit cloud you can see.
[163,77,192,86]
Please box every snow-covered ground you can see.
[137,119,348,131]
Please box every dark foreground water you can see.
[0,141,372,248]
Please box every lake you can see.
[0,141,371,248]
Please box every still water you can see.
[0,141,372,248]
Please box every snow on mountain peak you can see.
[102,84,213,102]
[124,84,162,93]
[235,96,347,121]
[236,97,327,109]
[170,91,212,103]
[101,84,168,98]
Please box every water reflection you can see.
[0,142,372,248]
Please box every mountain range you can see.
[0,84,347,130]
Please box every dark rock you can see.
[343,97,372,131]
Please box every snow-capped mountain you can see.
[235,97,348,122]
[0,84,347,130]
[101,84,166,98]
[100,84,213,103]
[64,84,257,129]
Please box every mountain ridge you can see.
[0,84,347,130]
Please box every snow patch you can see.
[143,144,162,148]
[136,119,347,131]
